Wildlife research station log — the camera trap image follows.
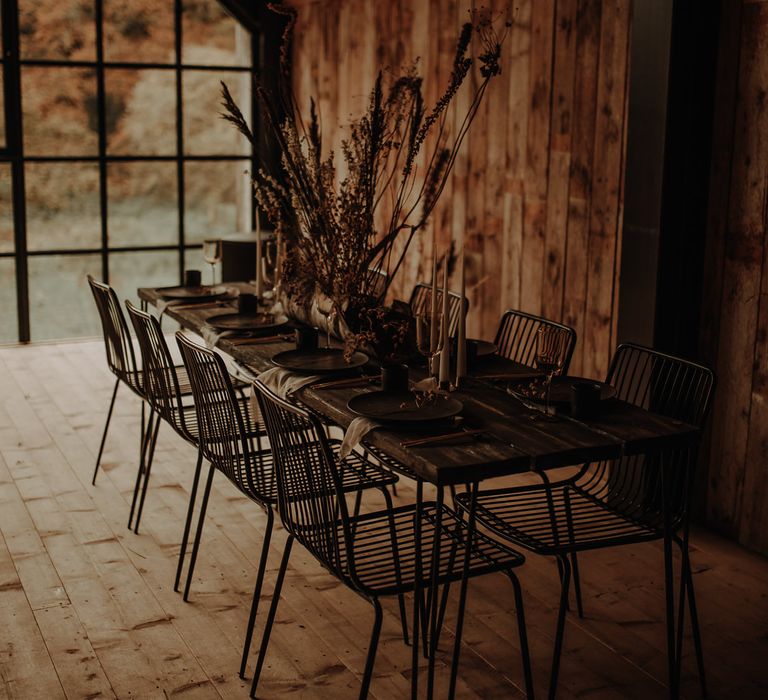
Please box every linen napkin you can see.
[249,366,322,422]
[201,326,239,349]
[339,417,380,460]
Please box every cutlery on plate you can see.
[228,335,291,346]
[313,375,379,390]
[479,372,542,380]
[170,300,233,312]
[400,428,486,448]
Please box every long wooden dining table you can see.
[139,284,697,699]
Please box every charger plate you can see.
[271,348,368,375]
[348,391,463,424]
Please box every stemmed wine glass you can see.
[535,326,567,416]
[317,301,339,349]
[202,239,222,286]
[415,310,445,379]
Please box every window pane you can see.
[109,250,179,304]
[19,0,96,61]
[185,160,251,244]
[28,254,101,341]
[0,258,17,343]
[182,0,250,67]
[0,165,13,253]
[0,66,5,148]
[108,161,177,247]
[105,69,176,156]
[104,0,174,64]
[183,70,251,155]
[22,67,98,156]
[26,163,101,251]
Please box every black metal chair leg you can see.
[555,557,570,612]
[549,555,571,700]
[685,556,707,698]
[661,465,679,700]
[174,449,204,592]
[359,598,383,700]
[240,508,275,679]
[250,536,294,698]
[676,537,707,699]
[353,489,363,519]
[379,483,409,646]
[448,482,479,700]
[183,463,215,602]
[92,378,119,485]
[128,409,155,529]
[570,552,584,618]
[133,413,161,534]
[508,571,535,699]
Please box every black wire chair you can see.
[409,282,468,337]
[87,276,154,505]
[125,300,210,592]
[454,343,715,698]
[250,381,533,700]
[175,333,402,681]
[494,308,577,373]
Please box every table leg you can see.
[412,479,423,700]
[426,486,445,698]
[448,481,478,700]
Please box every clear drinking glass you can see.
[415,311,445,378]
[202,238,222,286]
[535,326,567,415]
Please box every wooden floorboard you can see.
[0,340,766,699]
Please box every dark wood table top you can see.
[139,284,699,486]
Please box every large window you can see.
[0,0,260,342]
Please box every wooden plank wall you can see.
[288,0,632,378]
[700,0,768,556]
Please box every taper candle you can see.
[275,230,283,290]
[457,246,467,383]
[439,252,450,388]
[429,229,438,355]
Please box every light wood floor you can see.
[1,340,767,699]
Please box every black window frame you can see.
[0,0,264,342]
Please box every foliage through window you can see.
[0,0,259,343]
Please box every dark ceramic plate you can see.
[347,391,463,424]
[271,348,368,375]
[508,376,616,407]
[160,285,229,301]
[206,312,289,332]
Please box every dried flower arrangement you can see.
[221,4,509,360]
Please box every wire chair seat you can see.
[328,502,524,596]
[459,474,665,556]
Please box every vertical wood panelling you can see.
[702,0,768,556]
[288,0,631,379]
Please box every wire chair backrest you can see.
[176,332,273,502]
[368,266,389,300]
[126,301,189,438]
[253,381,349,579]
[409,282,468,337]
[87,275,142,393]
[494,309,576,375]
[585,343,716,527]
